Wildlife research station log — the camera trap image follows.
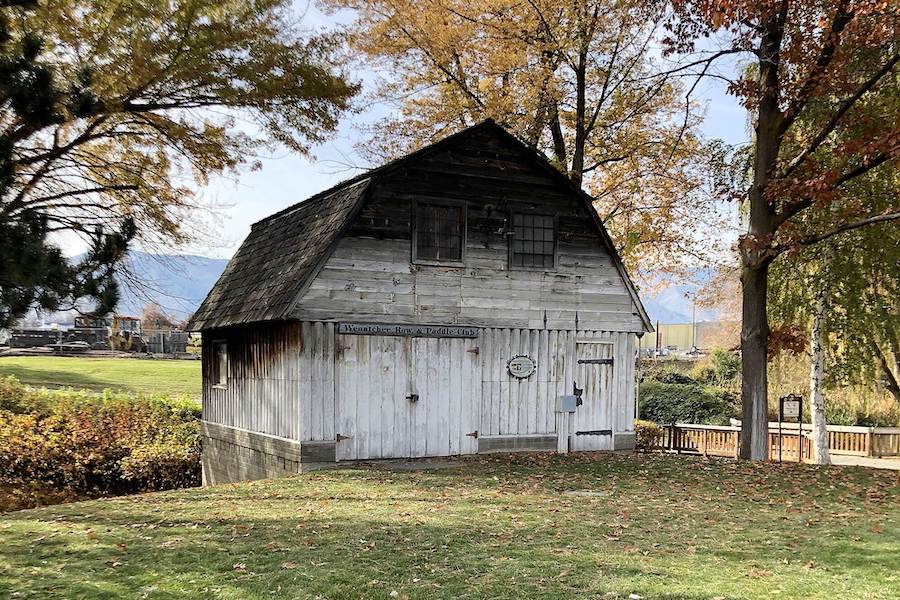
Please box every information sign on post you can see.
[778,393,804,462]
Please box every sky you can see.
[80,3,753,261]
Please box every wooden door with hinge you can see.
[335,334,481,460]
[571,341,614,451]
[335,334,413,460]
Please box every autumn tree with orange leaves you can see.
[664,0,899,459]
[325,0,732,280]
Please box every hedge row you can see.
[0,376,200,511]
[638,380,739,426]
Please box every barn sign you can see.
[337,322,479,338]
[507,355,536,379]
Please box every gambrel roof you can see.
[187,120,651,332]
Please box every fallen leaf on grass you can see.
[231,524,253,538]
[233,563,247,572]
[747,568,772,579]
[281,561,298,570]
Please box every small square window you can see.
[414,201,465,264]
[510,213,556,269]
[211,341,228,387]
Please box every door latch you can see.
[466,430,479,439]
[406,393,419,402]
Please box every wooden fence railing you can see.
[648,422,900,462]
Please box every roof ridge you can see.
[251,119,499,230]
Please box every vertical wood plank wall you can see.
[204,321,638,453]
[203,322,303,440]
[478,329,636,438]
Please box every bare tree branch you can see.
[780,53,900,179]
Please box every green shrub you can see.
[690,348,741,385]
[639,381,737,425]
[655,371,697,385]
[0,376,200,508]
[634,420,664,451]
[709,348,741,381]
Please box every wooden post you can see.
[702,429,708,457]
[866,428,873,457]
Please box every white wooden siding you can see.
[334,334,480,460]
[202,323,302,440]
[298,321,336,442]
[291,236,644,332]
[204,322,638,457]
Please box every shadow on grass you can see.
[0,364,128,393]
[1,457,897,600]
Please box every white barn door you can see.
[335,334,480,460]
[571,341,615,451]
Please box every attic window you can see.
[413,200,465,265]
[510,213,556,269]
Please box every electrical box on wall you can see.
[557,395,578,413]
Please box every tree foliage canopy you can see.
[664,0,899,458]
[325,0,731,278]
[0,0,357,327]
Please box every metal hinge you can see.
[467,347,480,355]
[577,358,614,365]
[336,433,352,442]
[466,430,479,439]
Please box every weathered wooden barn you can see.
[187,120,652,484]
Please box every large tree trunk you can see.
[810,282,831,465]
[738,12,785,460]
[740,261,770,460]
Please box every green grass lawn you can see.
[1,453,897,599]
[0,355,200,398]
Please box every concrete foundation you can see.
[201,421,335,485]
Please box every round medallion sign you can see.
[507,355,536,379]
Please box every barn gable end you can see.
[187,120,650,333]
[289,123,650,332]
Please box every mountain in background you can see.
[115,251,229,320]
[640,280,721,325]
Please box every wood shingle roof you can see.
[186,179,370,331]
